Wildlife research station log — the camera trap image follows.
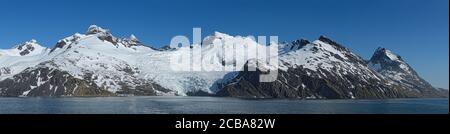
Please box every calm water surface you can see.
[0,97,447,114]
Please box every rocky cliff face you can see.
[0,66,114,97]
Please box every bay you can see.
[0,97,448,114]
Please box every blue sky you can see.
[0,0,448,88]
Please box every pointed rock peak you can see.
[15,39,42,49]
[50,33,86,53]
[122,34,143,47]
[12,39,46,56]
[87,25,110,35]
[292,38,310,46]
[130,34,139,42]
[373,47,386,56]
[318,35,332,42]
[375,47,386,52]
[317,35,347,50]
[285,38,310,51]
[372,47,402,61]
[318,35,338,45]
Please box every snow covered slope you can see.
[0,25,446,98]
[133,31,278,95]
[368,47,445,97]
[0,39,51,80]
[0,39,47,56]
[1,25,170,96]
[0,25,267,96]
[219,36,446,99]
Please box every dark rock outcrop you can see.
[0,67,114,97]
[0,66,170,97]
[218,63,409,99]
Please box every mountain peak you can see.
[372,47,402,61]
[11,39,46,56]
[130,34,139,42]
[122,34,143,47]
[292,39,310,46]
[369,47,412,75]
[375,47,386,52]
[283,38,310,51]
[317,35,347,51]
[87,25,110,35]
[368,47,438,94]
[15,39,41,49]
[318,35,333,43]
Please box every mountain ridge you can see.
[0,25,447,98]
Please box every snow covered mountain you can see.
[220,36,398,99]
[0,25,447,98]
[1,25,170,96]
[0,25,257,97]
[0,39,48,56]
[368,47,446,97]
[0,39,50,80]
[218,36,447,99]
